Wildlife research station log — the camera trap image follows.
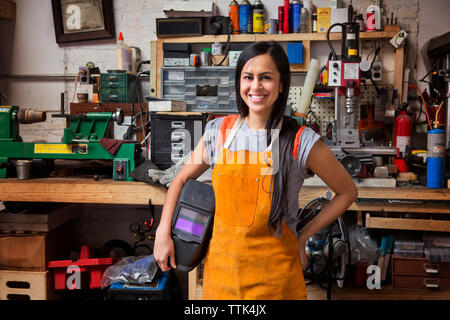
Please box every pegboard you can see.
[288,84,393,137]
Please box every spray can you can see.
[253,0,264,34]
[278,6,284,34]
[283,0,290,34]
[239,0,251,34]
[427,128,445,188]
[291,0,302,33]
[229,0,240,35]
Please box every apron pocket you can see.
[213,174,260,227]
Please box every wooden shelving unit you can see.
[151,29,405,101]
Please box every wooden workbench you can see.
[1,177,448,208]
[1,178,449,232]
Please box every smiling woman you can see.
[154,41,357,300]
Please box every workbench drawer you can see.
[392,255,450,276]
[392,274,450,290]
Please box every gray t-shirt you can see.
[203,116,321,235]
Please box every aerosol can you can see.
[229,0,240,34]
[252,0,264,34]
[239,0,252,34]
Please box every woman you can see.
[154,41,357,300]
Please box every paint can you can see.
[264,19,277,34]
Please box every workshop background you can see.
[0,0,450,301]
[1,0,450,142]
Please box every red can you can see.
[366,11,376,31]
[278,6,284,34]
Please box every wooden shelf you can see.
[299,186,450,203]
[0,0,15,20]
[365,213,450,232]
[160,31,398,44]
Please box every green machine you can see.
[0,105,143,181]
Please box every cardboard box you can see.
[0,220,76,271]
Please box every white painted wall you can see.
[1,0,449,141]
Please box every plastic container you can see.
[393,248,424,258]
[117,32,133,74]
[422,234,450,247]
[424,247,450,262]
[161,66,238,112]
[394,240,424,251]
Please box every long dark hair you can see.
[235,41,301,235]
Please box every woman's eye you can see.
[243,76,253,80]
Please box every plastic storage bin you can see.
[393,248,424,258]
[394,240,424,251]
[424,247,450,262]
[161,66,238,113]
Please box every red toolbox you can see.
[48,245,119,290]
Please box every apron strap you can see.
[265,118,284,153]
[223,116,245,150]
[292,125,307,160]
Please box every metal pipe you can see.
[329,146,398,156]
[446,81,450,149]
[0,74,78,80]
[0,74,150,80]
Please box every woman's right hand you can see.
[154,229,176,271]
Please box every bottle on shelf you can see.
[300,8,310,33]
[117,32,132,74]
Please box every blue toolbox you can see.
[106,271,177,300]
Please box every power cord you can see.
[124,60,150,143]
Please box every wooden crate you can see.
[0,203,79,233]
[0,270,50,300]
[0,220,76,271]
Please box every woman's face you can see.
[240,53,282,117]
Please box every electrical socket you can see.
[390,30,408,48]
[371,61,382,81]
[78,66,91,84]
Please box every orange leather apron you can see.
[203,115,307,300]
